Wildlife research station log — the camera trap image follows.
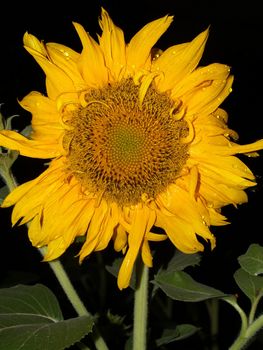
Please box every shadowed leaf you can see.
[153,271,226,302]
[156,324,200,346]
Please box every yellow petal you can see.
[23,32,47,56]
[46,43,80,62]
[78,200,109,260]
[157,184,211,238]
[141,239,153,267]
[117,205,152,289]
[154,28,209,92]
[126,15,173,73]
[73,22,109,87]
[43,236,68,261]
[0,130,60,158]
[98,8,126,80]
[157,213,206,253]
[171,63,230,98]
[146,232,167,241]
[190,154,256,188]
[113,225,128,251]
[208,207,229,226]
[2,179,37,209]
[28,215,42,246]
[46,42,87,91]
[20,92,63,142]
[24,44,77,101]
[94,202,119,251]
[183,75,233,116]
[11,178,58,226]
[199,180,249,207]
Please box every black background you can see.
[0,1,263,349]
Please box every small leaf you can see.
[238,244,263,276]
[156,324,200,346]
[153,271,226,302]
[0,185,9,204]
[0,284,94,350]
[0,110,4,130]
[5,115,19,130]
[234,268,263,303]
[159,250,201,275]
[21,125,33,137]
[0,150,19,175]
[124,335,133,350]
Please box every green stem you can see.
[2,168,17,192]
[246,315,263,343]
[133,256,149,350]
[206,299,219,350]
[76,341,92,350]
[1,168,108,350]
[229,314,263,350]
[223,296,248,337]
[248,291,263,325]
[39,246,89,317]
[222,296,249,350]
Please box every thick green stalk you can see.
[133,256,149,350]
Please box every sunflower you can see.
[1,8,263,290]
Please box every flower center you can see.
[108,122,146,167]
[63,78,189,206]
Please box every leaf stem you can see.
[223,296,248,336]
[248,291,263,325]
[133,256,149,350]
[229,314,263,350]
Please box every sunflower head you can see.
[0,8,263,289]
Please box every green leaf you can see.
[0,110,4,130]
[0,284,63,319]
[238,244,263,276]
[153,271,226,302]
[156,324,200,346]
[158,250,201,275]
[0,284,94,350]
[21,125,33,137]
[0,185,9,204]
[234,268,263,303]
[0,150,19,175]
[5,115,19,130]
